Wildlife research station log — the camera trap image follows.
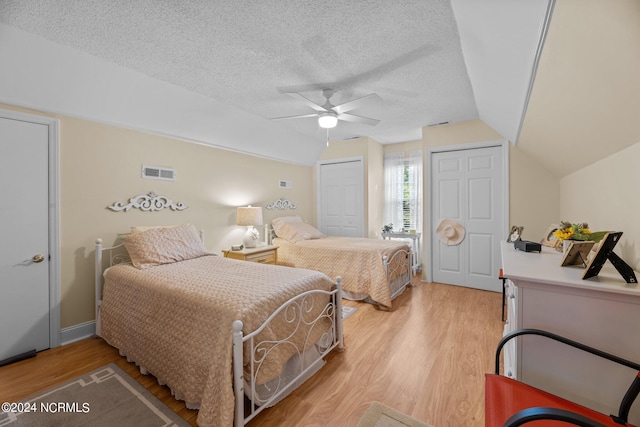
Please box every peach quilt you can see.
[273,236,410,309]
[100,255,335,427]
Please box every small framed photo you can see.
[507,226,524,243]
[560,240,595,267]
[541,224,561,248]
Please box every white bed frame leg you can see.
[335,277,344,351]
[232,320,244,427]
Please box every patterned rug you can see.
[357,402,432,427]
[0,363,190,427]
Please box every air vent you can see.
[142,165,176,181]
[279,180,293,189]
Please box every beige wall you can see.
[560,140,640,270]
[508,144,560,242]
[422,119,502,148]
[2,104,314,329]
[365,138,384,238]
[383,140,422,155]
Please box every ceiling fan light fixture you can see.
[318,113,338,129]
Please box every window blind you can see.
[384,151,422,233]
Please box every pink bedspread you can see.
[273,236,409,308]
[100,255,335,427]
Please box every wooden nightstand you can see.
[222,245,278,265]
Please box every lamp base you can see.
[243,226,260,248]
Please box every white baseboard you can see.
[60,321,96,346]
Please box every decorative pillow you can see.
[271,215,303,237]
[276,222,325,243]
[124,223,209,269]
[130,225,179,234]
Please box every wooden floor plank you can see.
[0,279,503,426]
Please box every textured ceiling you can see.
[0,1,551,165]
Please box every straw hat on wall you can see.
[436,219,466,246]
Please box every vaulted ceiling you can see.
[1,1,638,175]
[517,0,640,178]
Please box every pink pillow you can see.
[124,224,209,269]
[276,222,325,243]
[271,215,303,236]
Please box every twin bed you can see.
[95,219,413,426]
[269,215,413,309]
[95,224,344,427]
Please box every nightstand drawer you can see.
[222,246,278,264]
[245,251,276,264]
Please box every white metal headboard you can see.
[94,229,204,336]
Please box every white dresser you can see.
[501,241,640,422]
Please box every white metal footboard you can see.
[233,278,343,427]
[383,249,413,300]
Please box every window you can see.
[384,151,422,233]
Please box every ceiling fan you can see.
[271,89,381,129]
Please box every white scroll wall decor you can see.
[107,192,187,212]
[265,197,297,210]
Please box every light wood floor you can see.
[0,279,504,426]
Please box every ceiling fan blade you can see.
[270,113,319,121]
[337,113,380,126]
[286,92,328,113]
[332,93,381,114]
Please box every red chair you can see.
[486,329,640,426]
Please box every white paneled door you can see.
[431,145,505,292]
[318,159,364,237]
[0,115,51,362]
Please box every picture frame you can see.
[541,224,561,249]
[560,240,594,267]
[582,232,637,284]
[507,225,524,243]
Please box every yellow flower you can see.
[553,229,574,240]
[553,222,593,241]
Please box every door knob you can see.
[32,254,45,263]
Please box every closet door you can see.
[0,114,52,362]
[317,158,364,237]
[431,145,505,292]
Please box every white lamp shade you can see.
[236,206,263,226]
[318,113,338,129]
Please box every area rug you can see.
[356,402,432,427]
[342,305,358,320]
[0,363,190,427]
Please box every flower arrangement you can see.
[553,221,607,242]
